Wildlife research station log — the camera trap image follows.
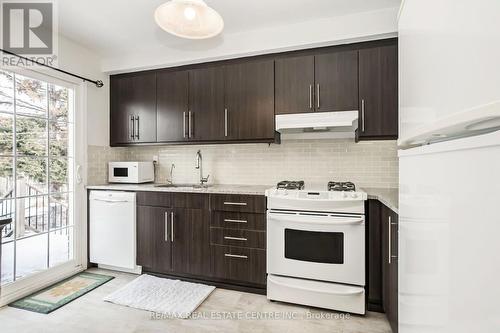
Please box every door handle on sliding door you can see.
[76,165,82,184]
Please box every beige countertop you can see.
[87,183,399,213]
[86,183,272,196]
[362,187,399,214]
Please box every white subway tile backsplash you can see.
[87,139,398,188]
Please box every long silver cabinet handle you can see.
[224,108,228,137]
[135,115,139,139]
[361,99,365,132]
[224,236,247,241]
[223,202,247,206]
[224,219,247,224]
[387,215,392,264]
[224,254,248,259]
[183,111,186,138]
[164,212,169,242]
[170,211,174,242]
[317,83,320,109]
[309,84,312,109]
[188,111,192,138]
[389,216,398,263]
[130,115,135,139]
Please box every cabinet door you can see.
[225,60,275,140]
[367,200,383,312]
[157,70,188,142]
[188,66,225,141]
[382,206,398,333]
[315,50,358,112]
[275,55,315,114]
[171,208,211,277]
[358,44,398,139]
[136,205,172,273]
[110,73,156,145]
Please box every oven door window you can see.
[284,229,344,264]
[113,168,128,177]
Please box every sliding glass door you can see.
[0,69,81,287]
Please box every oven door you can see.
[267,210,365,285]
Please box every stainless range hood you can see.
[275,111,359,140]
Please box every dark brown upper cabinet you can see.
[110,38,398,146]
[110,72,157,145]
[188,66,225,142]
[275,50,358,114]
[157,70,189,142]
[224,60,275,140]
[315,50,359,112]
[357,43,398,140]
[275,55,315,115]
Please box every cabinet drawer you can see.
[136,192,171,207]
[210,194,266,213]
[211,211,266,231]
[210,227,266,249]
[211,245,266,285]
[171,193,209,209]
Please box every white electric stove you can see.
[265,181,367,314]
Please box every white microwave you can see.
[108,162,154,183]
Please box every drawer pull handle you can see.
[223,202,247,206]
[224,219,247,223]
[224,236,247,241]
[224,254,248,259]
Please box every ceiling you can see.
[58,0,401,58]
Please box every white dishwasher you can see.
[89,191,141,273]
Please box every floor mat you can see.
[9,272,114,314]
[103,274,215,318]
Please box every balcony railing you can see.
[0,180,69,239]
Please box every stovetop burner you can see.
[276,180,305,190]
[328,181,356,192]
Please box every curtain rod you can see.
[0,49,104,88]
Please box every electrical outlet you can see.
[152,155,159,163]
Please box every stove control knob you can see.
[351,193,358,199]
[342,192,348,198]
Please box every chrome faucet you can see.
[167,163,175,184]
[196,150,209,186]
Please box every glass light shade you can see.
[154,0,224,39]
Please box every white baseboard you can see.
[97,264,142,275]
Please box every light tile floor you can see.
[0,268,391,333]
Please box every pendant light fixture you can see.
[154,0,224,39]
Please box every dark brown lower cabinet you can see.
[134,191,267,291]
[366,200,383,312]
[171,208,211,277]
[136,205,172,273]
[382,205,399,333]
[211,245,266,285]
[366,200,398,332]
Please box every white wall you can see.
[102,7,399,74]
[57,36,108,146]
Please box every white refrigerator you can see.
[398,1,500,332]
